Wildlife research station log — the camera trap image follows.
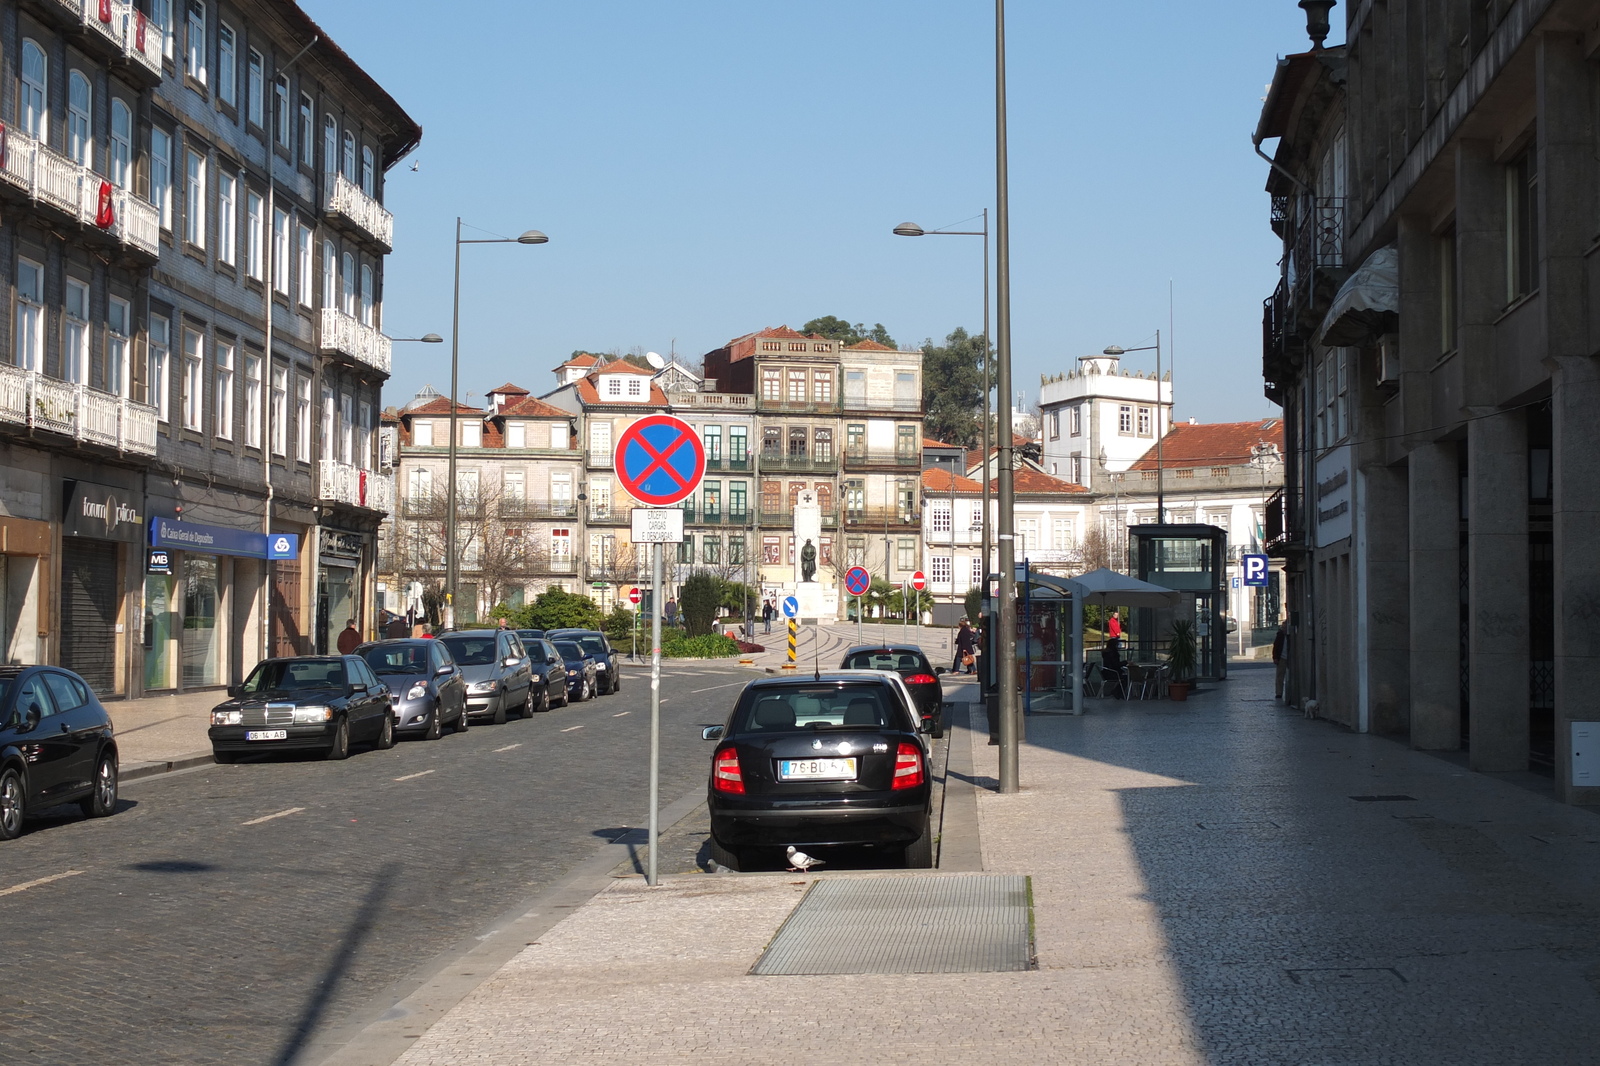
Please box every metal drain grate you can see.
[751,875,1033,976]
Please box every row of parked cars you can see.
[0,628,625,840]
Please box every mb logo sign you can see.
[1243,554,1270,587]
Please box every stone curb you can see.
[121,752,216,782]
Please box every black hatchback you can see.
[839,645,946,737]
[703,673,931,871]
[0,666,119,840]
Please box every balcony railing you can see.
[0,126,159,257]
[667,392,753,408]
[400,497,442,519]
[43,1,162,78]
[703,456,753,472]
[924,528,985,547]
[319,307,392,375]
[756,510,839,528]
[587,506,627,523]
[843,450,921,469]
[756,453,839,475]
[587,451,614,468]
[317,459,395,513]
[324,172,394,250]
[840,395,923,413]
[499,500,580,519]
[0,363,157,455]
[841,509,921,528]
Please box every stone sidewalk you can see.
[321,663,1600,1066]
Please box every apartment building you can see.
[0,0,416,695]
[838,338,924,591]
[1257,0,1600,801]
[1039,348,1172,490]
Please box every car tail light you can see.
[712,745,745,794]
[892,742,924,789]
[903,673,937,685]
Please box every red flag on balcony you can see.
[98,0,112,23]
[135,11,147,50]
[95,181,115,229]
[358,471,368,507]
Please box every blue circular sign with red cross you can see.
[844,566,871,597]
[614,414,706,507]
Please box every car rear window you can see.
[731,684,901,734]
[363,645,429,674]
[844,650,931,674]
[439,636,497,665]
[574,635,607,656]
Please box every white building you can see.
[1039,351,1173,489]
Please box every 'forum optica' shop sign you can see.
[148,517,299,560]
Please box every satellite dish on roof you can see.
[645,351,666,369]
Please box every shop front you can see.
[60,480,145,695]
[0,515,51,668]
[315,528,366,653]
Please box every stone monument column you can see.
[793,490,825,619]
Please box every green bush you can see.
[661,632,741,659]
[601,605,637,646]
[678,573,726,637]
[511,588,602,631]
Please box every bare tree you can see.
[1077,526,1116,575]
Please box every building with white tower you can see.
[1038,350,1172,490]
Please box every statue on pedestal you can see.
[801,539,817,583]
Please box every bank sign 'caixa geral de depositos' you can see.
[148,517,299,560]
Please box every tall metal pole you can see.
[1155,328,1164,524]
[994,0,1020,794]
[648,539,662,886]
[981,210,991,611]
[444,216,463,630]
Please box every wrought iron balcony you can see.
[40,1,163,81]
[843,450,921,469]
[499,500,580,519]
[839,395,923,414]
[317,459,395,513]
[0,363,156,455]
[0,126,158,257]
[756,453,838,475]
[319,307,392,376]
[323,172,394,251]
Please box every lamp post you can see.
[444,219,547,629]
[992,0,1021,794]
[1102,335,1167,522]
[893,211,990,622]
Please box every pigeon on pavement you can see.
[787,846,824,872]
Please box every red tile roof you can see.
[847,339,896,351]
[1000,467,1090,494]
[1128,419,1284,471]
[489,383,529,396]
[591,360,655,376]
[498,395,571,419]
[924,437,960,449]
[922,468,983,492]
[560,353,602,369]
[575,377,669,408]
[403,397,481,417]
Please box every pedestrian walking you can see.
[953,618,979,674]
[1272,622,1290,700]
[336,618,361,655]
[385,615,408,639]
[762,599,774,635]
[1107,611,1122,639]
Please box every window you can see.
[703,535,721,565]
[299,94,314,166]
[845,537,865,566]
[551,528,571,561]
[340,252,355,314]
[319,385,334,459]
[247,49,264,127]
[971,556,984,588]
[357,401,372,467]
[20,41,46,140]
[788,427,807,459]
[15,258,43,371]
[1015,518,1038,555]
[763,535,781,564]
[729,425,747,462]
[456,469,480,515]
[217,172,236,265]
[295,376,311,460]
[813,370,833,404]
[846,423,865,458]
[151,0,174,59]
[551,471,573,508]
[322,240,337,307]
[270,366,287,455]
[843,480,864,515]
[1052,518,1074,550]
[361,145,375,196]
[412,420,432,447]
[181,329,204,430]
[843,369,866,404]
[68,72,92,167]
[894,371,917,406]
[1118,405,1133,434]
[218,22,236,106]
[109,100,133,188]
[814,427,833,463]
[503,469,525,507]
[505,421,526,449]
[340,392,355,463]
[460,419,480,448]
[360,264,374,325]
[149,315,171,419]
[271,208,289,293]
[244,354,261,447]
[728,534,745,564]
[1507,147,1538,302]
[549,422,569,450]
[761,368,781,402]
[590,479,610,517]
[63,280,90,385]
[931,556,952,584]
[1440,230,1457,353]
[730,482,747,517]
[897,424,917,459]
[185,150,206,247]
[627,377,642,397]
[342,131,356,180]
[107,296,131,399]
[407,467,432,504]
[1137,406,1151,436]
[297,225,313,306]
[246,191,263,279]
[787,370,806,403]
[185,1,206,84]
[1070,404,1082,436]
[273,74,290,148]
[214,342,234,439]
[1316,350,1350,448]
[761,480,780,514]
[1049,410,1060,439]
[702,425,722,461]
[897,538,915,572]
[152,129,173,229]
[703,481,721,517]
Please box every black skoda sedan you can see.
[839,645,946,737]
[0,665,120,841]
[209,656,393,762]
[703,672,931,871]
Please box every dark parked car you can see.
[839,644,946,737]
[0,666,119,840]
[437,630,534,723]
[516,629,546,647]
[703,672,932,872]
[546,629,621,695]
[209,656,393,762]
[358,639,469,739]
[529,639,569,710]
[552,639,598,702]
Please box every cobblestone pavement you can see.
[0,659,758,1066]
[382,664,1600,1065]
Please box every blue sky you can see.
[304,0,1315,424]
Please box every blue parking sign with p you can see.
[1243,554,1269,587]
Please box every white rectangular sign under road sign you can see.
[630,507,684,543]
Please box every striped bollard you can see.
[783,618,798,670]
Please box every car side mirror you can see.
[702,725,724,741]
[918,716,933,734]
[227,684,242,697]
[503,655,520,668]
[23,704,41,732]
[435,665,453,677]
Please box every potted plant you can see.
[1167,618,1197,701]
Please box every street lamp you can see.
[892,211,990,618]
[392,333,444,344]
[993,0,1020,793]
[1102,335,1167,522]
[445,220,548,629]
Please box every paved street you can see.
[0,659,759,1066]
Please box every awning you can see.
[1317,245,1398,347]
[1064,567,1184,609]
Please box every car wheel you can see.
[326,716,351,761]
[931,712,946,740]
[212,749,237,765]
[455,704,470,734]
[424,709,442,741]
[0,766,25,840]
[375,713,396,751]
[79,751,118,818]
[535,686,551,713]
[492,698,508,725]
[709,836,742,872]
[901,817,934,869]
